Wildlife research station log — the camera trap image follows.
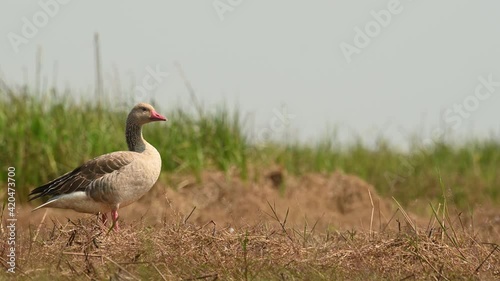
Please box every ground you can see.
[3,170,500,280]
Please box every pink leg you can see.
[101,213,108,225]
[111,210,119,231]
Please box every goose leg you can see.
[111,210,119,231]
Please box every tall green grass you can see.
[1,88,499,207]
[0,89,247,199]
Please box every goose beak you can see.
[150,110,167,121]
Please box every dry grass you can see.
[2,204,500,281]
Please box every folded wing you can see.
[29,151,136,201]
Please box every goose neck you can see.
[126,121,146,152]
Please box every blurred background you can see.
[2,1,500,148]
[1,1,500,206]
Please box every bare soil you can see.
[19,169,500,240]
[4,170,500,280]
[22,170,394,232]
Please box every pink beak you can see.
[150,110,167,121]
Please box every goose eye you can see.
[140,107,147,112]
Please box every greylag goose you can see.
[29,103,167,231]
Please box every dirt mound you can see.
[144,170,394,231]
[9,171,500,280]
[15,170,500,240]
[20,170,393,231]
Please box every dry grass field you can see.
[2,170,500,280]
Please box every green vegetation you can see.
[2,87,500,280]
[1,88,499,207]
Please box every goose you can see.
[29,103,167,231]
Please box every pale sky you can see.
[2,1,500,148]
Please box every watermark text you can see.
[7,0,71,53]
[6,167,17,274]
[213,0,243,21]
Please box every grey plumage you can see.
[29,103,167,230]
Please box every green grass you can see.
[1,87,500,207]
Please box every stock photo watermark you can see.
[384,73,500,188]
[213,0,243,21]
[6,167,17,274]
[7,0,71,53]
[339,0,412,63]
[77,63,169,151]
[250,104,296,144]
[443,74,500,130]
[134,64,170,104]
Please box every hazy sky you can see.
[2,1,500,148]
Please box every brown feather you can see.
[29,152,135,201]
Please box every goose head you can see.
[128,103,167,125]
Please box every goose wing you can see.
[29,151,136,201]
